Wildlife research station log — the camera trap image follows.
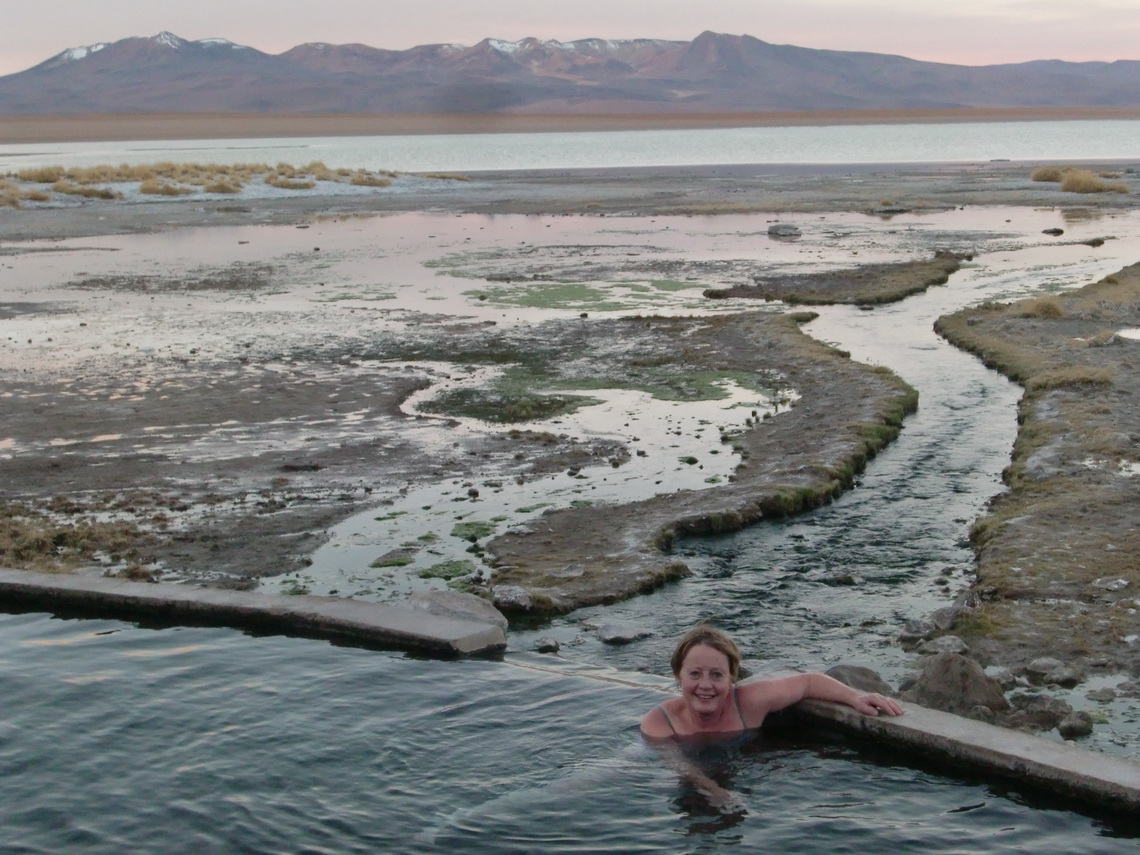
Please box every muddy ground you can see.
[1,160,1139,679]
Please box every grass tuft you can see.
[139,178,194,196]
[1015,297,1064,319]
[51,181,121,200]
[1060,169,1130,194]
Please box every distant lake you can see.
[2,119,1138,173]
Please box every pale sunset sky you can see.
[2,0,1138,77]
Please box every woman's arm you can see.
[739,672,903,722]
[646,739,745,811]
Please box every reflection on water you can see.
[2,612,1135,854]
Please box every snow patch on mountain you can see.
[61,44,108,63]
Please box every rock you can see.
[984,665,1018,691]
[767,223,802,238]
[1092,577,1130,591]
[597,623,652,645]
[407,590,509,630]
[1044,667,1083,688]
[929,606,960,632]
[491,585,533,612]
[1022,656,1083,687]
[1023,657,1065,684]
[918,635,969,655]
[533,637,560,654]
[900,653,1010,714]
[1116,681,1140,698]
[1085,687,1117,703]
[825,664,895,696]
[898,618,936,645]
[1009,693,1073,730]
[965,704,998,724]
[1058,711,1095,739]
[1042,228,1064,236]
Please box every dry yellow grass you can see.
[1015,296,1065,319]
[350,172,392,187]
[1030,165,1066,182]
[265,174,316,190]
[203,179,243,194]
[16,165,66,183]
[139,178,195,196]
[420,172,472,182]
[1060,169,1130,194]
[1026,365,1115,390]
[51,180,121,200]
[3,160,406,203]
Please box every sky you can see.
[2,0,1138,77]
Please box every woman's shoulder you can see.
[735,674,809,715]
[640,698,680,739]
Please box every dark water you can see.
[2,612,1135,854]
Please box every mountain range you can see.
[1,30,1138,115]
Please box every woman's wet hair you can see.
[670,624,742,682]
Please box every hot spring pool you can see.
[2,611,1135,854]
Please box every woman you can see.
[641,624,903,740]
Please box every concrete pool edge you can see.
[795,697,1140,813]
[0,568,506,655]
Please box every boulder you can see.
[533,637,560,654]
[407,590,509,630]
[1023,656,1082,687]
[898,618,937,645]
[1008,693,1073,730]
[491,585,533,612]
[767,223,802,238]
[984,665,1018,691]
[900,653,1010,714]
[1058,711,1095,739]
[918,635,969,655]
[929,605,960,632]
[825,664,895,696]
[597,623,651,645]
[1085,687,1117,703]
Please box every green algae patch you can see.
[450,521,498,541]
[465,281,649,312]
[370,549,416,568]
[420,387,598,423]
[418,559,477,580]
[934,262,1140,672]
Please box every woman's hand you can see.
[849,692,904,717]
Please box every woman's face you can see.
[678,643,733,717]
